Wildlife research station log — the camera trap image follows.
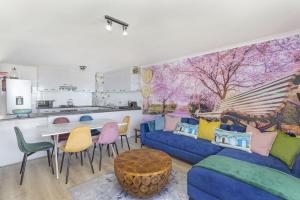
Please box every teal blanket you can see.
[195,155,300,200]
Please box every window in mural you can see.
[142,34,300,136]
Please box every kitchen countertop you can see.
[0,107,141,121]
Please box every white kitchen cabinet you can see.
[103,67,140,92]
[38,68,61,91]
[38,68,95,92]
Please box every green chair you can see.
[14,127,54,185]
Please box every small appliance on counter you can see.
[6,79,32,114]
[128,101,138,108]
[37,100,55,108]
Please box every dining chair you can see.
[14,127,54,185]
[119,116,131,150]
[51,117,70,158]
[91,122,119,171]
[79,115,100,136]
[59,126,94,184]
[78,115,101,165]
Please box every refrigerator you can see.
[6,79,32,114]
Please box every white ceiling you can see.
[0,0,300,72]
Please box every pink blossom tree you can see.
[150,64,189,113]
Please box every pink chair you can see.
[91,122,119,170]
[51,117,70,158]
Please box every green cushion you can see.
[270,131,300,168]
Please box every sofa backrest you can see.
[292,153,300,178]
[181,118,198,125]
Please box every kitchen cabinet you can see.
[38,68,95,92]
[103,67,140,92]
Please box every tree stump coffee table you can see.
[114,149,172,198]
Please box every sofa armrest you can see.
[140,122,150,145]
[292,153,300,178]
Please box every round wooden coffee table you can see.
[114,149,172,198]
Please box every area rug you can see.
[69,169,188,200]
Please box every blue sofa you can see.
[140,118,300,200]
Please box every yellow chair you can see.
[59,126,94,184]
[119,116,131,150]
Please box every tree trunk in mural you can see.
[186,45,255,100]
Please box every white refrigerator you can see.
[6,79,32,114]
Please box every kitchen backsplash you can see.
[93,91,142,107]
[37,91,93,107]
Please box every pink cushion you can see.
[247,125,277,156]
[164,115,181,132]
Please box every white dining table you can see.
[37,118,126,179]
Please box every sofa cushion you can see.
[188,167,282,200]
[154,116,165,130]
[271,131,300,168]
[174,122,198,139]
[198,118,221,141]
[247,125,277,156]
[145,131,223,157]
[213,128,251,153]
[164,115,181,131]
[217,148,291,174]
[146,120,155,132]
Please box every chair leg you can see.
[51,147,54,159]
[125,135,131,150]
[86,150,94,174]
[91,144,96,163]
[60,152,65,173]
[80,151,83,166]
[49,151,54,175]
[114,143,119,155]
[65,153,71,184]
[19,154,26,174]
[47,149,51,166]
[75,153,78,159]
[99,144,102,171]
[20,153,28,185]
[121,136,124,148]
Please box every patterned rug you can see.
[69,169,188,200]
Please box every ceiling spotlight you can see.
[106,20,112,31]
[122,26,128,36]
[104,15,129,35]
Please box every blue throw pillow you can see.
[174,122,198,139]
[230,124,246,133]
[147,120,155,132]
[220,124,231,131]
[155,116,165,130]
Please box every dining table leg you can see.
[54,135,59,179]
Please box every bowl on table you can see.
[12,109,32,118]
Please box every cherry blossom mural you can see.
[142,34,300,136]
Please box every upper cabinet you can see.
[103,67,140,92]
[38,67,95,92]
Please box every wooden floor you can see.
[0,138,192,200]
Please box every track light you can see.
[122,26,128,36]
[105,15,129,35]
[106,20,112,31]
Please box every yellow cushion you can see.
[198,118,220,141]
